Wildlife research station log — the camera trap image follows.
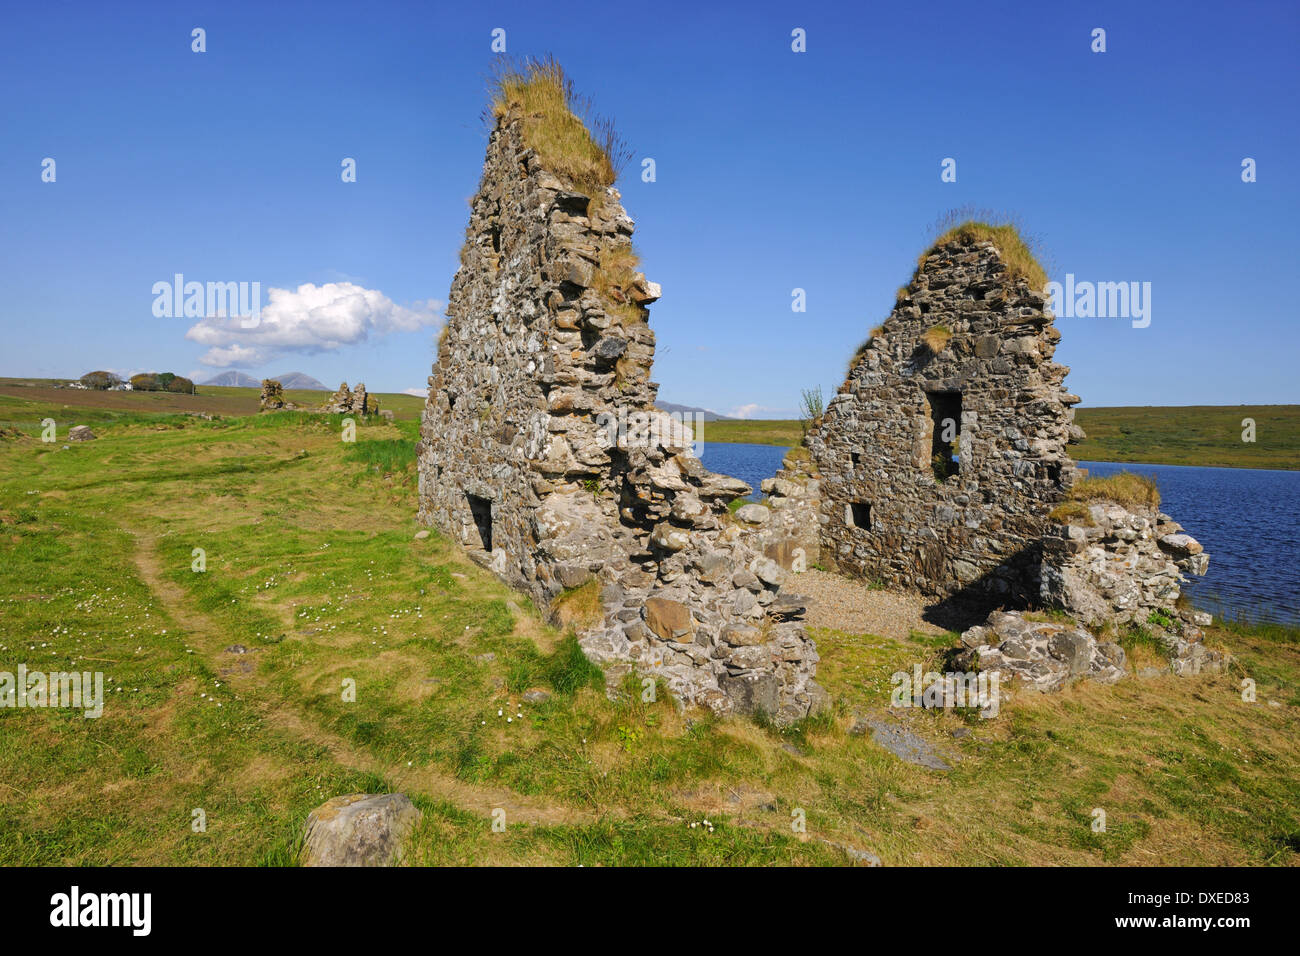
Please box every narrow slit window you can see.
[847,502,872,530]
[925,390,961,481]
[467,493,492,551]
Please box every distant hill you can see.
[202,371,261,388]
[657,401,732,422]
[275,372,328,390]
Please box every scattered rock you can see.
[861,717,950,771]
[820,838,882,866]
[300,793,421,867]
[954,610,1126,693]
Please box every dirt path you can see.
[796,568,946,639]
[130,532,883,861]
[131,533,600,827]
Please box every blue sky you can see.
[2,0,1297,415]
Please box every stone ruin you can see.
[785,235,1082,607]
[258,378,380,418]
[260,379,285,410]
[763,229,1221,676]
[417,82,1220,718]
[417,103,826,722]
[323,381,379,417]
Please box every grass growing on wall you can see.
[1069,471,1161,510]
[921,215,1050,291]
[489,56,630,202]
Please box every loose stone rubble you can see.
[416,108,825,722]
[955,610,1127,693]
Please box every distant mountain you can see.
[657,401,732,422]
[202,371,260,388]
[275,372,328,390]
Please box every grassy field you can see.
[701,406,1300,470]
[0,398,1297,865]
[0,378,429,424]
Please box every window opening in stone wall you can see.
[467,493,492,551]
[926,390,961,482]
[847,501,872,530]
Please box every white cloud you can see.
[402,387,429,398]
[186,282,443,367]
[729,403,794,420]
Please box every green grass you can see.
[0,380,428,426]
[1067,470,1161,511]
[1069,405,1300,471]
[701,406,1300,471]
[0,397,1296,866]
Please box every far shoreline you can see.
[698,405,1300,472]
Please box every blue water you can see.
[699,442,1300,627]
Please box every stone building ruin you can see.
[418,68,1219,720]
[257,378,380,417]
[416,77,825,722]
[788,231,1083,607]
[762,227,1219,673]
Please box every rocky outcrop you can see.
[300,793,421,867]
[955,610,1127,693]
[417,102,824,722]
[67,425,96,442]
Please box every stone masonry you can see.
[779,235,1084,608]
[417,110,825,722]
[758,229,1215,675]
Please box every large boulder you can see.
[300,793,421,867]
[67,425,96,442]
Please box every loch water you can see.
[699,442,1300,627]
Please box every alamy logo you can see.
[151,273,261,327]
[1043,274,1151,328]
[0,666,104,718]
[49,886,151,936]
[596,408,705,457]
[891,664,1000,718]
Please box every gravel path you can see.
[792,568,948,640]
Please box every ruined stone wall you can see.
[417,113,824,722]
[1040,501,1209,626]
[787,236,1085,605]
